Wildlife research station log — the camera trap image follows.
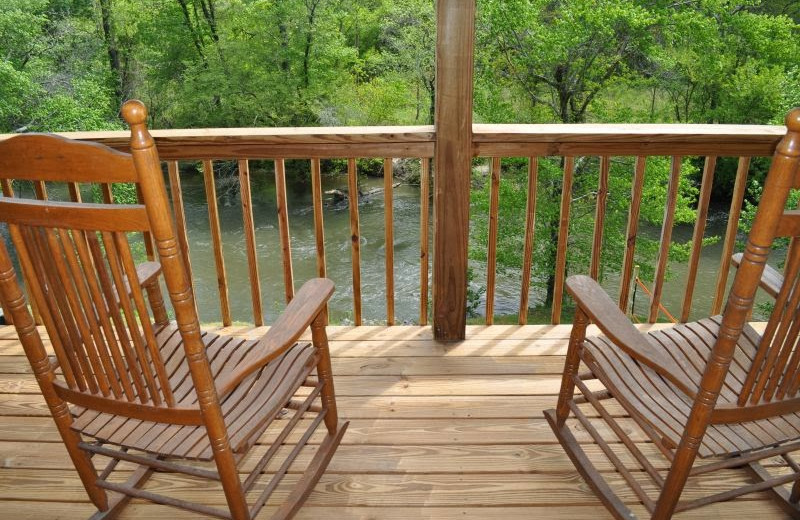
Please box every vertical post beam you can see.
[433,0,475,340]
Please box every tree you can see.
[653,1,798,123]
[477,0,656,124]
[0,0,119,132]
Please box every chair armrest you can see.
[136,261,162,287]
[566,275,698,397]
[731,252,782,298]
[215,278,335,396]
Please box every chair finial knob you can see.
[786,108,800,133]
[122,100,148,127]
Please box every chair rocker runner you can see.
[0,100,348,519]
[546,108,800,519]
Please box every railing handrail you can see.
[0,122,784,158]
[0,126,437,160]
[474,123,785,156]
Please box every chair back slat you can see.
[745,237,800,403]
[101,230,163,405]
[112,230,174,406]
[71,229,136,401]
[0,134,136,184]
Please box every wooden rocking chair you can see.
[546,108,800,519]
[0,100,347,519]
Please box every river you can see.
[0,171,777,325]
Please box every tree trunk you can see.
[98,0,123,104]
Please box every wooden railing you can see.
[58,127,433,327]
[0,123,786,328]
[473,123,785,325]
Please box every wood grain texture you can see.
[681,156,717,322]
[712,156,751,315]
[553,112,800,520]
[518,158,538,325]
[310,159,327,280]
[238,159,264,325]
[590,156,610,280]
[384,158,395,325]
[618,157,646,312]
[7,123,782,160]
[432,0,475,340]
[347,158,363,326]
[0,316,789,518]
[167,161,194,287]
[648,155,682,323]
[274,158,295,304]
[419,159,431,326]
[202,159,232,326]
[0,104,347,520]
[485,157,501,325]
[551,157,575,324]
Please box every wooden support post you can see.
[433,0,475,341]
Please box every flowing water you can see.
[0,173,776,326]
[175,166,430,325]
[180,165,767,326]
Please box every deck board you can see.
[0,324,788,519]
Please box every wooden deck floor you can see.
[0,323,791,519]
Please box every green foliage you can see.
[469,155,700,310]
[91,182,139,205]
[3,0,798,323]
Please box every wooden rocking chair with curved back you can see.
[546,108,800,519]
[0,100,348,519]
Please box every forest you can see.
[2,0,799,321]
[2,0,798,133]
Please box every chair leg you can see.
[45,399,109,512]
[544,409,637,520]
[651,437,700,520]
[555,307,589,424]
[311,313,338,434]
[271,421,349,520]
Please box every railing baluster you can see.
[619,156,646,312]
[167,161,194,286]
[384,158,395,325]
[681,155,717,322]
[552,156,575,324]
[347,158,362,325]
[238,159,263,326]
[485,157,501,325]
[519,157,538,325]
[310,158,328,324]
[274,158,295,304]
[419,158,431,326]
[202,159,231,326]
[649,156,682,323]
[591,156,610,280]
[712,156,751,315]
[311,159,327,279]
